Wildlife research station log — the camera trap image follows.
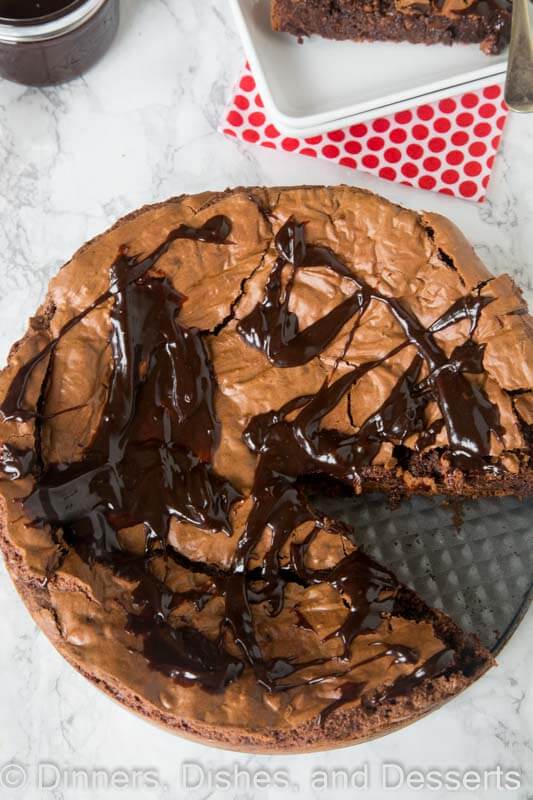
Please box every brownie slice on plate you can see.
[271,0,512,55]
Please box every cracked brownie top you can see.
[0,186,530,749]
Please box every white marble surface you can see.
[0,2,531,798]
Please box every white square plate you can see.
[231,0,507,135]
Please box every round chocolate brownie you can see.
[1,186,531,750]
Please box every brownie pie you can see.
[271,0,512,55]
[0,186,531,750]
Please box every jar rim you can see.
[0,0,108,42]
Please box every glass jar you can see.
[0,0,119,86]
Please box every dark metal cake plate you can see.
[316,493,533,654]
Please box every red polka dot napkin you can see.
[220,65,508,203]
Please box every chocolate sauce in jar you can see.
[0,0,119,86]
[0,2,83,20]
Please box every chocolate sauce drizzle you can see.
[238,218,502,472]
[2,216,244,692]
[0,212,497,718]
[401,0,511,21]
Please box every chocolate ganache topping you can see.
[0,211,504,701]
[271,0,512,57]
[1,187,530,746]
[396,0,511,19]
[238,218,502,471]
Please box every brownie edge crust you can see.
[0,185,531,751]
[271,0,512,55]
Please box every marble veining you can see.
[0,1,531,798]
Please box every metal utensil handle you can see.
[505,0,533,112]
